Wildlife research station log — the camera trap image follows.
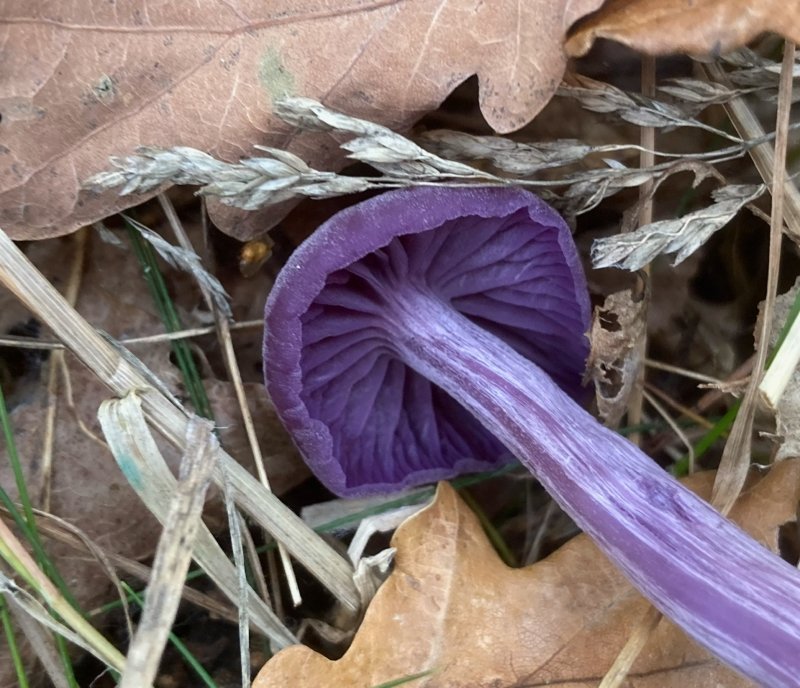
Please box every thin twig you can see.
[643,388,697,473]
[627,56,656,447]
[40,229,89,510]
[645,383,714,432]
[694,354,754,414]
[0,320,264,351]
[644,358,722,385]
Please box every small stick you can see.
[644,358,722,385]
[626,55,656,446]
[40,228,89,509]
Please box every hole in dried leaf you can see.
[597,361,624,396]
[599,310,621,332]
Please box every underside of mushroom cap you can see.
[264,187,591,496]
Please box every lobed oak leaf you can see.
[567,0,800,58]
[254,464,800,687]
[1,0,604,242]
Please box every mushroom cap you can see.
[264,187,591,496]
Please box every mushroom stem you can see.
[387,283,800,687]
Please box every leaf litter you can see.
[0,226,307,684]
[566,0,800,58]
[2,2,800,686]
[0,0,605,241]
[586,283,649,427]
[254,469,800,688]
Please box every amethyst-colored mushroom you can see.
[264,187,800,685]
[267,187,590,495]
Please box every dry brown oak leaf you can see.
[254,466,800,688]
[1,0,604,242]
[567,0,800,57]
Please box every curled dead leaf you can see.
[587,283,648,427]
[567,0,800,58]
[1,0,604,241]
[254,464,800,687]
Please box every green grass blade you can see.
[458,489,517,567]
[123,584,219,688]
[0,596,30,688]
[0,383,77,607]
[124,218,213,420]
[0,382,80,686]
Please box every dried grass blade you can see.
[220,471,251,688]
[98,394,295,649]
[3,596,58,688]
[760,294,800,409]
[0,520,127,677]
[0,228,360,612]
[0,577,122,682]
[699,61,800,242]
[126,215,232,320]
[158,194,301,607]
[712,41,796,514]
[118,415,218,688]
[598,605,662,688]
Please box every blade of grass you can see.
[672,401,741,477]
[124,218,213,420]
[0,596,29,688]
[119,416,218,688]
[458,489,517,567]
[123,583,219,688]
[759,279,800,408]
[0,520,128,678]
[5,593,74,688]
[98,393,295,647]
[672,285,800,477]
[0,383,76,607]
[0,228,360,612]
[675,45,800,480]
[0,381,80,687]
[158,194,301,608]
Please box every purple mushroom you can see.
[264,187,800,685]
